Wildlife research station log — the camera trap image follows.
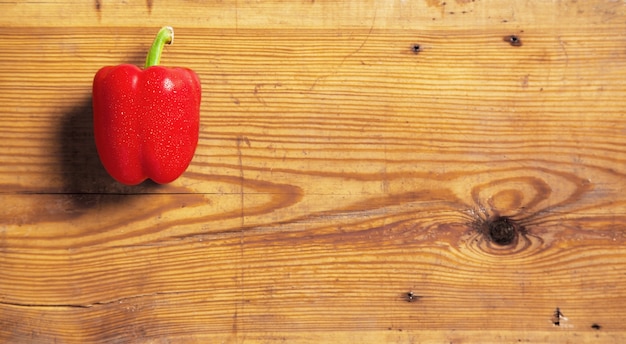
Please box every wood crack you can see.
[0,290,204,309]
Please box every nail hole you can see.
[405,291,420,302]
[505,35,522,47]
[411,44,421,54]
[552,307,565,326]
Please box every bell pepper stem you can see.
[145,26,174,68]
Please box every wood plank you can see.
[3,0,626,30]
[2,0,626,342]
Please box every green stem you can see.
[145,26,174,68]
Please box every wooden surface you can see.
[2,0,626,342]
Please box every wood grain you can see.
[2,0,626,342]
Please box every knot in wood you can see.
[486,216,518,246]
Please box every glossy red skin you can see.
[93,64,201,185]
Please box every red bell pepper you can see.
[92,26,201,185]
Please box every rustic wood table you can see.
[2,1,626,342]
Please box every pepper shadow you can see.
[59,97,160,209]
